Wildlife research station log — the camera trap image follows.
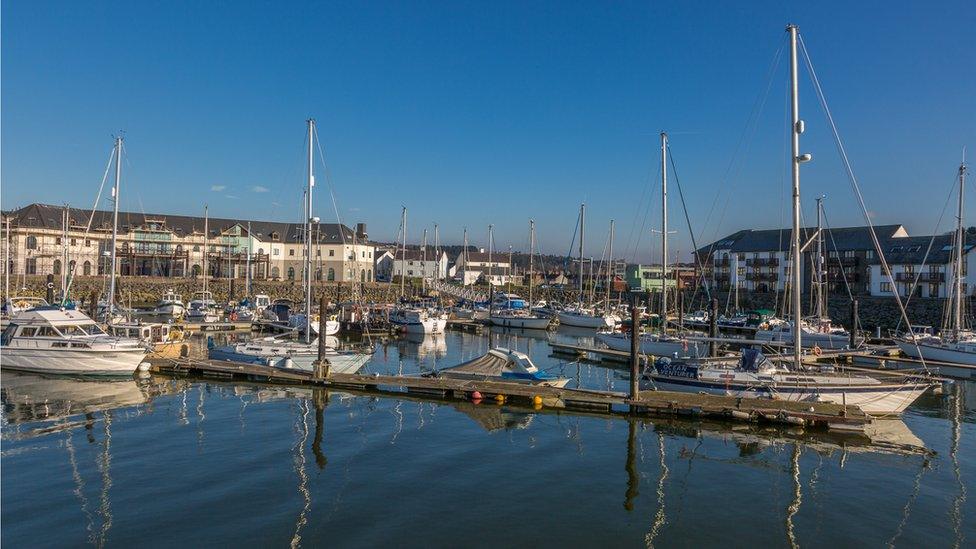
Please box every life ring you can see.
[681,339,689,352]
[812,345,822,356]
[230,312,238,321]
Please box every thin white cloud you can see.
[348,207,361,212]
[225,194,240,200]
[251,185,269,193]
[211,185,227,191]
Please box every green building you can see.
[625,265,677,293]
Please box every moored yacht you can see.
[597,330,710,358]
[431,347,569,387]
[1,309,148,375]
[153,290,185,318]
[185,291,219,322]
[390,306,448,334]
[755,317,859,350]
[207,336,372,373]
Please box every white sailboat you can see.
[490,221,551,330]
[643,25,934,415]
[557,204,620,329]
[598,132,703,357]
[897,160,976,365]
[389,207,447,334]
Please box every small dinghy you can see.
[432,347,569,387]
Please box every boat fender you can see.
[728,409,751,421]
[138,362,151,372]
[494,394,506,403]
[470,391,483,402]
[533,395,543,406]
[812,346,822,356]
[282,357,295,369]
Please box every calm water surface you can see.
[2,328,973,548]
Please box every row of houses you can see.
[693,224,975,298]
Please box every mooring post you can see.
[89,290,99,318]
[677,288,684,332]
[316,292,330,379]
[45,274,54,304]
[229,278,235,300]
[850,298,858,348]
[709,297,718,357]
[629,293,640,402]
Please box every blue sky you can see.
[3,1,974,262]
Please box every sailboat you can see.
[185,207,219,322]
[557,204,620,329]
[389,207,448,334]
[598,133,709,358]
[489,221,552,329]
[896,161,976,365]
[642,25,934,415]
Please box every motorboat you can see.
[431,347,569,387]
[643,349,934,416]
[390,306,448,334]
[207,336,372,374]
[288,312,340,336]
[896,329,976,366]
[0,308,148,375]
[185,291,219,323]
[153,290,185,318]
[596,330,710,359]
[488,309,552,330]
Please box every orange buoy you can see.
[470,391,483,402]
[495,394,505,403]
[533,395,543,406]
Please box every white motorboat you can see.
[596,330,710,358]
[185,291,219,322]
[645,350,934,416]
[153,290,185,318]
[896,332,976,366]
[288,313,340,336]
[390,306,448,334]
[0,309,147,375]
[488,309,551,330]
[208,336,372,373]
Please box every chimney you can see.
[356,222,367,240]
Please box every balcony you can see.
[714,258,731,267]
[895,272,945,283]
[827,256,859,266]
[713,273,731,281]
[746,257,779,267]
[748,272,779,282]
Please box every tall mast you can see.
[399,207,407,298]
[422,227,428,294]
[305,119,314,343]
[529,220,535,305]
[661,131,669,326]
[955,160,967,338]
[203,206,209,295]
[462,227,468,285]
[246,221,252,298]
[815,196,825,319]
[487,224,494,291]
[788,24,809,366]
[433,223,440,281]
[507,245,513,294]
[107,136,122,319]
[578,203,585,306]
[606,219,614,311]
[4,217,9,302]
[61,205,69,295]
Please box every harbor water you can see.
[2,328,973,547]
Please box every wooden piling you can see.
[709,297,718,357]
[629,293,639,401]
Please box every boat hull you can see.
[1,347,147,376]
[207,346,371,374]
[896,340,976,366]
[488,316,551,330]
[597,332,709,359]
[557,311,615,329]
[646,375,930,415]
[755,330,854,349]
[392,317,447,334]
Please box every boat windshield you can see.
[1,323,17,345]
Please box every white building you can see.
[382,249,449,281]
[452,251,511,286]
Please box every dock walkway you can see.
[149,357,871,430]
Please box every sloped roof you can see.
[4,203,365,245]
[695,225,906,255]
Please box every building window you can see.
[85,239,91,247]
[56,237,62,245]
[929,283,940,297]
[70,238,77,246]
[361,269,366,282]
[327,268,335,281]
[880,281,892,293]
[53,259,62,275]
[316,249,321,257]
[26,258,37,274]
[329,249,334,257]
[194,245,200,252]
[82,261,91,276]
[26,236,38,250]
[289,249,295,256]
[866,250,874,259]
[287,267,295,280]
[272,266,280,278]
[273,249,280,256]
[315,269,322,281]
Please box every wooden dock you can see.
[148,357,872,431]
[445,319,486,333]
